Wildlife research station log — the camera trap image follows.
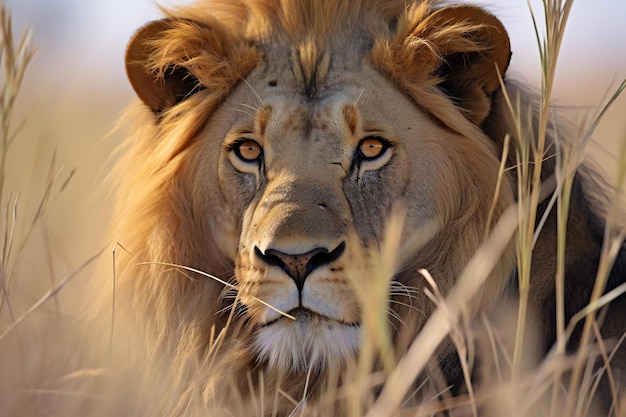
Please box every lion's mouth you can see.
[253,307,362,372]
[259,307,360,328]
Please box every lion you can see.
[105,0,625,414]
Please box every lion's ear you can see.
[425,6,511,123]
[125,18,258,114]
[374,5,511,125]
[126,19,201,113]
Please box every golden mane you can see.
[170,0,411,40]
[133,0,507,137]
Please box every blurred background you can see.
[1,0,625,318]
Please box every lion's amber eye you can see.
[358,136,389,160]
[234,139,263,162]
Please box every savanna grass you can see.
[0,3,36,332]
[0,4,101,416]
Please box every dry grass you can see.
[0,4,105,416]
[0,0,625,416]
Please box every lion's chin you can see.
[253,310,360,373]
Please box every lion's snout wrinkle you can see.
[256,242,346,291]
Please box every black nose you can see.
[255,242,346,291]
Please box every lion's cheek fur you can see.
[385,127,517,352]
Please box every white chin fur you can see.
[254,314,360,372]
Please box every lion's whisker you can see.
[388,288,419,298]
[388,299,426,317]
[240,77,264,105]
[239,102,259,113]
[354,88,364,106]
[234,108,255,118]
[221,293,239,301]
[217,300,241,316]
[389,281,420,298]
[385,307,404,331]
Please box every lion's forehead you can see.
[268,99,339,133]
[243,95,354,168]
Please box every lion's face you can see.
[185,52,503,372]
[220,63,424,371]
[123,1,516,388]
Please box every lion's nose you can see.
[255,242,346,291]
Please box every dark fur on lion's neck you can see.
[465,79,626,406]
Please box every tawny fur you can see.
[94,0,626,415]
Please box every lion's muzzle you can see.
[254,242,346,292]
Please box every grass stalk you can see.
[0,5,36,202]
[0,249,103,341]
[0,3,35,341]
[366,205,519,417]
[513,0,574,381]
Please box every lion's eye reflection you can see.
[234,139,263,162]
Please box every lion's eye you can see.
[358,136,390,160]
[233,139,263,162]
